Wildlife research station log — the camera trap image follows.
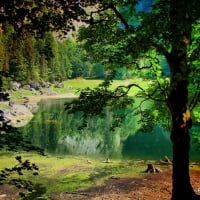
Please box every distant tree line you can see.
[0,26,106,89]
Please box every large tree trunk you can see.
[168,83,200,200]
[167,52,200,200]
[168,1,200,199]
[170,119,195,199]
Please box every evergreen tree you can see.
[35,38,49,81]
[22,34,40,83]
[57,40,73,79]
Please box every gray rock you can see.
[55,82,64,88]
[4,104,34,127]
[12,81,21,90]
[42,89,58,96]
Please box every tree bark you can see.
[169,104,200,200]
[167,52,200,199]
[170,123,195,199]
[167,1,200,199]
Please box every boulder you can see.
[40,81,51,88]
[24,103,39,113]
[4,104,33,127]
[23,85,31,90]
[30,83,41,91]
[55,82,64,88]
[42,89,58,96]
[12,81,21,91]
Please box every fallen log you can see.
[159,156,172,165]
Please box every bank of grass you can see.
[7,78,150,103]
[53,78,150,96]
[0,152,146,197]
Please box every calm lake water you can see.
[20,98,200,160]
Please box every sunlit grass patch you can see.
[53,78,103,94]
[0,102,10,109]
[0,152,19,169]
[48,172,91,193]
[8,78,152,103]
[0,152,147,197]
[10,89,35,102]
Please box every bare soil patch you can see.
[50,167,200,200]
[0,166,200,200]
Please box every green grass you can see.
[52,78,103,94]
[0,102,10,109]
[8,78,151,103]
[10,89,35,102]
[0,152,146,197]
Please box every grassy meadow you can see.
[0,151,146,198]
[7,78,151,103]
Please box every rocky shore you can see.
[2,103,35,127]
[1,93,76,127]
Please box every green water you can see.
[20,99,200,160]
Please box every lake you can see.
[20,98,200,161]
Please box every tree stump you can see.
[103,158,112,163]
[145,163,162,173]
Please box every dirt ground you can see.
[1,165,199,200]
[50,167,200,200]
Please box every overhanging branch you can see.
[114,83,166,102]
[108,4,131,31]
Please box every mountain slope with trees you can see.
[0,30,100,87]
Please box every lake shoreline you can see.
[2,92,77,127]
[23,92,77,103]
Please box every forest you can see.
[1,0,200,200]
[0,29,107,87]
